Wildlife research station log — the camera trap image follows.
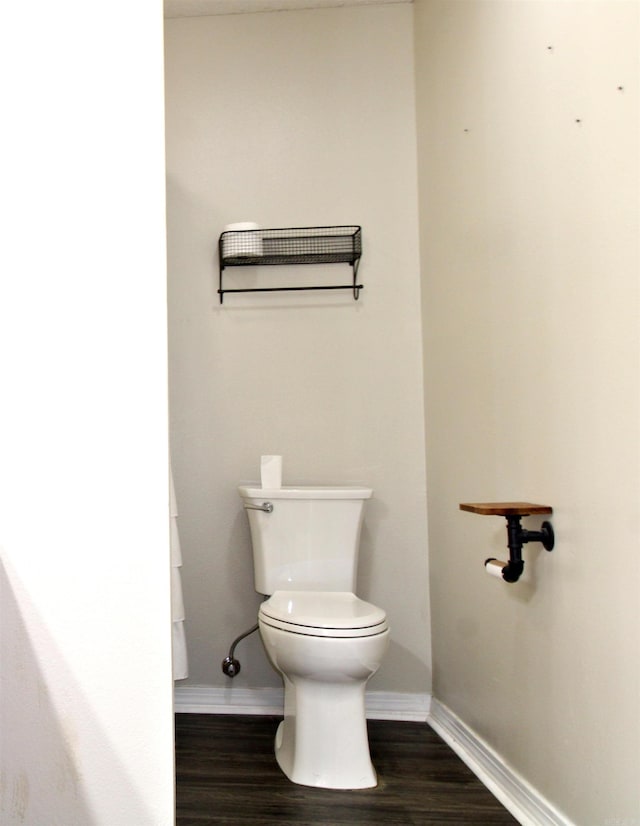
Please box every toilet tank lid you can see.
[238,485,372,500]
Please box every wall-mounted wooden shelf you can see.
[460,502,553,516]
[460,502,555,582]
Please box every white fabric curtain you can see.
[170,466,188,680]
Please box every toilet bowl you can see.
[238,482,389,789]
[258,590,389,789]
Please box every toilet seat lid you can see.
[259,591,388,638]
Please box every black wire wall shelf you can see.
[218,225,362,303]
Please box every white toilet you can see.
[238,484,389,790]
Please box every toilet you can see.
[238,484,389,790]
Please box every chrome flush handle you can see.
[243,501,273,513]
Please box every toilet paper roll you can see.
[261,455,282,489]
[485,559,507,579]
[222,222,262,258]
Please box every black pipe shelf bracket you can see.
[218,225,363,303]
[459,502,555,583]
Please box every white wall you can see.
[164,4,431,699]
[0,1,175,824]
[415,1,639,823]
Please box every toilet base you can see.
[274,677,378,790]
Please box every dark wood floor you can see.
[175,714,518,825]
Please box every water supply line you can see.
[221,622,259,678]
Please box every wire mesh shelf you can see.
[218,225,362,303]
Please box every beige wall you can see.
[415,1,639,823]
[164,4,431,696]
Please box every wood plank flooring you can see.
[175,714,518,825]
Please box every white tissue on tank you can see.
[485,559,507,579]
[261,455,282,489]
[222,221,262,257]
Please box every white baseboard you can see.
[174,685,284,716]
[428,699,572,826]
[365,690,430,721]
[174,684,430,722]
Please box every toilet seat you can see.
[259,591,388,638]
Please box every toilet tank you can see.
[238,485,373,595]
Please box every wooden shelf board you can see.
[460,502,552,516]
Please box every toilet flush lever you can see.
[243,501,274,513]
